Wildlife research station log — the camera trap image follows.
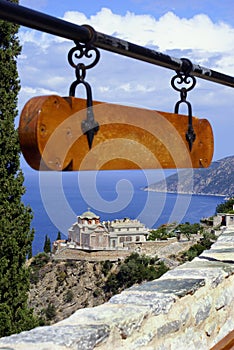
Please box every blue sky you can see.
[18,0,234,163]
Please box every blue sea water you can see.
[22,169,225,255]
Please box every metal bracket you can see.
[171,58,197,151]
[68,25,100,149]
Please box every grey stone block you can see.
[58,303,149,339]
[195,298,211,325]
[159,267,226,287]
[157,320,181,338]
[109,291,176,315]
[0,325,110,350]
[133,332,154,347]
[181,259,234,275]
[200,248,234,263]
[129,278,205,297]
[220,231,234,237]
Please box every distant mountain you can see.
[145,156,234,197]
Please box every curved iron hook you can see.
[68,26,100,149]
[171,58,197,151]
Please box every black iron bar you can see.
[0,0,233,88]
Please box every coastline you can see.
[143,188,227,197]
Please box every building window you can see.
[136,236,140,241]
[119,237,125,243]
[126,236,132,242]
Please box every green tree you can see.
[147,227,168,241]
[216,198,234,214]
[43,234,51,253]
[0,3,38,336]
[56,231,62,240]
[147,223,178,241]
[176,222,201,240]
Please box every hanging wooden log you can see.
[19,95,214,171]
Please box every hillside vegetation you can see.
[28,253,168,325]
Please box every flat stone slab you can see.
[212,242,234,249]
[217,233,234,241]
[221,230,234,236]
[57,303,149,338]
[128,278,205,297]
[0,324,110,350]
[159,267,227,287]
[109,290,176,315]
[179,258,234,275]
[200,248,234,263]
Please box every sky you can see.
[17,0,234,165]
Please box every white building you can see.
[213,213,234,228]
[107,217,148,248]
[68,210,148,250]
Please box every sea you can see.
[22,169,225,255]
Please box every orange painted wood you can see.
[210,330,234,350]
[19,95,214,171]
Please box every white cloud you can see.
[21,86,59,95]
[63,9,234,57]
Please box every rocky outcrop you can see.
[28,260,110,324]
[1,229,234,349]
[145,155,234,196]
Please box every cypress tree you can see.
[56,231,62,240]
[43,235,51,253]
[0,0,38,336]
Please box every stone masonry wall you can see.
[53,247,131,262]
[53,237,193,262]
[0,229,233,350]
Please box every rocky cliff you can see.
[145,155,234,196]
[28,259,111,324]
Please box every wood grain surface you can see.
[19,95,214,171]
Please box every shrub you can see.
[93,288,102,297]
[181,237,213,262]
[104,253,168,295]
[56,271,66,285]
[45,303,56,321]
[64,289,74,303]
[101,260,113,276]
[29,253,50,284]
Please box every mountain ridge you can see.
[145,155,234,197]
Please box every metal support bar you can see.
[0,0,233,88]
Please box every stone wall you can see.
[53,237,194,262]
[124,237,195,257]
[0,229,233,350]
[53,247,131,262]
[124,237,177,253]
